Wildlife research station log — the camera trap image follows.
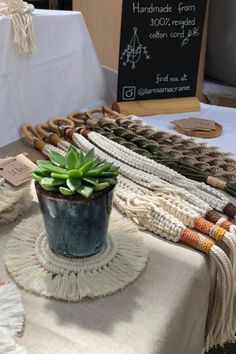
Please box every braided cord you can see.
[114,116,236,184]
[88,129,229,212]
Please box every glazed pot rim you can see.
[35,181,115,202]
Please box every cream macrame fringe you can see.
[0,283,26,354]
[4,211,148,302]
[113,192,236,349]
[0,0,35,54]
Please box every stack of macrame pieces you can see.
[0,158,32,225]
[18,106,236,351]
[0,0,35,54]
[0,157,32,353]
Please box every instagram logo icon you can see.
[122,86,136,100]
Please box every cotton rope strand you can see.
[0,0,35,54]
[28,134,235,349]
[0,282,26,354]
[94,118,236,199]
[71,130,234,219]
[113,113,236,184]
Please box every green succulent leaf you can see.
[99,171,118,177]
[78,150,85,168]
[68,170,83,178]
[50,150,66,167]
[78,161,94,174]
[31,167,51,176]
[94,182,110,191]
[66,177,82,192]
[40,185,59,192]
[84,148,95,163]
[40,177,66,187]
[82,177,98,186]
[37,162,67,174]
[85,164,111,177]
[77,185,93,198]
[66,146,79,170]
[31,173,42,182]
[99,178,117,185]
[51,172,69,180]
[59,187,75,196]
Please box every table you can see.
[0,140,209,354]
[0,9,107,148]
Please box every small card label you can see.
[0,154,36,187]
[171,118,216,131]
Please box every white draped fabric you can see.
[0,10,107,147]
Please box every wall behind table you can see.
[73,0,122,70]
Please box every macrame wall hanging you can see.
[0,281,26,354]
[0,0,35,54]
[21,125,236,350]
[0,158,32,225]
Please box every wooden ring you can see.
[21,125,41,143]
[36,124,52,138]
[48,117,75,132]
[175,123,223,139]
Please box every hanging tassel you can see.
[113,192,235,349]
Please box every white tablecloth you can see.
[0,10,107,148]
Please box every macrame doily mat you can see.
[4,211,148,301]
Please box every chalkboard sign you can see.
[117,0,207,102]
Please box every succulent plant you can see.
[32,145,119,198]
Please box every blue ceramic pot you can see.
[35,183,114,257]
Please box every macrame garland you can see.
[4,211,148,301]
[0,158,32,225]
[0,282,26,354]
[112,113,236,184]
[0,0,35,54]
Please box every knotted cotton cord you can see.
[79,130,235,216]
[112,114,236,184]
[93,118,236,198]
[113,191,235,349]
[0,0,35,54]
[89,123,236,220]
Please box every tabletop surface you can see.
[0,139,209,354]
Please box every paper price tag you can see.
[171,118,216,131]
[0,154,36,187]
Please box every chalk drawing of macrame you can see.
[121,27,150,69]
